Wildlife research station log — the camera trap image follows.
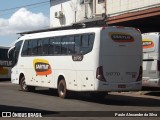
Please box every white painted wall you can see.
[50,0,93,27]
[50,0,160,27]
[107,0,160,16]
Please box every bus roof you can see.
[18,19,107,35]
[17,26,139,42]
[18,27,102,40]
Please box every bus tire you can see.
[58,79,67,99]
[20,77,29,92]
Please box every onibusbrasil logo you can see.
[109,32,134,42]
[33,59,52,76]
[142,38,154,49]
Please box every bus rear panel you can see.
[0,46,12,80]
[95,27,142,91]
[142,32,160,88]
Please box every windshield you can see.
[8,40,23,67]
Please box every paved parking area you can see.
[0,80,159,119]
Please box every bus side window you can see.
[82,34,89,47]
[37,39,43,55]
[68,36,75,55]
[81,34,95,54]
[28,40,32,55]
[75,35,81,55]
[49,38,55,55]
[61,36,68,55]
[89,34,95,47]
[42,38,49,55]
[54,37,61,55]
[81,34,89,54]
[22,41,29,56]
[32,40,38,55]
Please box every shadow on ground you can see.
[142,87,160,97]
[29,88,160,107]
[0,79,11,82]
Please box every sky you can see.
[0,0,50,46]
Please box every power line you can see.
[0,1,50,12]
[0,3,49,17]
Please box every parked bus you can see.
[142,32,160,88]
[0,46,12,80]
[8,26,142,98]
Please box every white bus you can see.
[8,26,142,98]
[0,46,12,80]
[142,32,160,88]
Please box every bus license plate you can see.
[118,85,126,88]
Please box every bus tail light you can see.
[136,66,142,81]
[96,66,106,82]
[157,60,160,71]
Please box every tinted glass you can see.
[43,38,49,55]
[49,38,55,55]
[37,39,43,55]
[54,37,61,54]
[81,34,95,54]
[75,35,81,54]
[15,41,23,51]
[14,40,23,64]
[22,41,29,55]
[0,49,8,60]
[68,36,75,54]
[61,37,68,55]
[32,40,38,55]
[82,34,89,47]
[20,33,95,56]
[89,34,95,47]
[28,40,32,55]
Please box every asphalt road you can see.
[0,80,160,120]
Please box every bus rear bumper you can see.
[95,82,142,92]
[142,78,160,88]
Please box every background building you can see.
[50,0,160,32]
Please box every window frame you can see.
[21,32,95,57]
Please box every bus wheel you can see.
[58,79,67,99]
[20,77,29,92]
